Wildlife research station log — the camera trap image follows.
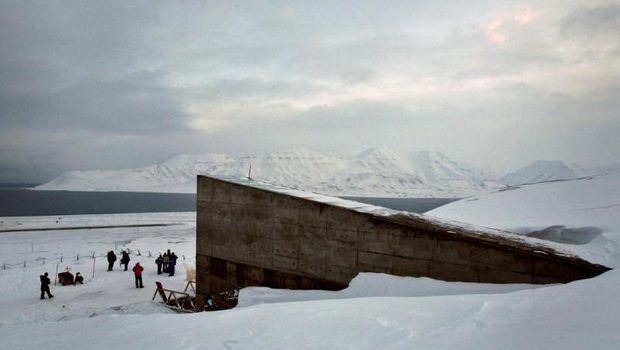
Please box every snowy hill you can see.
[592,163,620,176]
[36,148,502,197]
[427,172,620,267]
[502,160,585,186]
[37,154,234,193]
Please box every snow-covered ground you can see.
[501,160,585,186]
[2,172,620,349]
[427,173,620,268]
[0,212,196,327]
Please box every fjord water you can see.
[0,189,196,216]
[0,189,458,217]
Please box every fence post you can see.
[60,255,63,263]
[77,254,80,261]
[137,250,141,256]
[23,260,26,268]
[42,258,46,265]
[148,250,152,257]
[92,257,96,280]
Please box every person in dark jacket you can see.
[107,250,117,271]
[168,252,178,277]
[74,272,84,285]
[155,254,163,275]
[40,272,53,299]
[162,252,169,273]
[132,262,144,288]
[120,250,130,271]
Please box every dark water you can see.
[342,197,459,214]
[0,189,196,216]
[0,183,38,189]
[0,189,458,217]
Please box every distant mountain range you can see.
[35,148,618,198]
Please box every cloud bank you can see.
[0,0,618,183]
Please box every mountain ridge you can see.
[36,149,612,197]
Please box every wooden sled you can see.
[183,280,196,294]
[152,281,196,312]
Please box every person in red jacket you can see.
[132,262,144,288]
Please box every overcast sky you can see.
[1,0,618,183]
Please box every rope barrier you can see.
[0,249,195,271]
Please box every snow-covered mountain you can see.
[39,149,612,197]
[502,160,585,186]
[35,148,502,197]
[36,154,235,193]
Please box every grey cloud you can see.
[561,4,620,39]
[0,1,188,135]
[211,80,620,169]
[0,61,66,97]
[1,71,188,134]
[0,0,618,183]
[0,1,161,76]
[0,127,208,183]
[190,77,322,101]
[560,3,620,62]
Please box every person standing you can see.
[162,252,169,274]
[132,262,144,288]
[155,254,163,275]
[40,272,54,299]
[168,252,178,277]
[107,250,117,271]
[120,250,130,271]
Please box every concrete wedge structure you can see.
[196,175,610,306]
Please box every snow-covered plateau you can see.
[35,147,610,198]
[1,170,620,349]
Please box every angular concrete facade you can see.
[196,175,609,306]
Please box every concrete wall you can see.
[196,176,609,306]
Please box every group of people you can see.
[107,249,143,288]
[40,248,181,299]
[154,249,178,276]
[106,250,131,271]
